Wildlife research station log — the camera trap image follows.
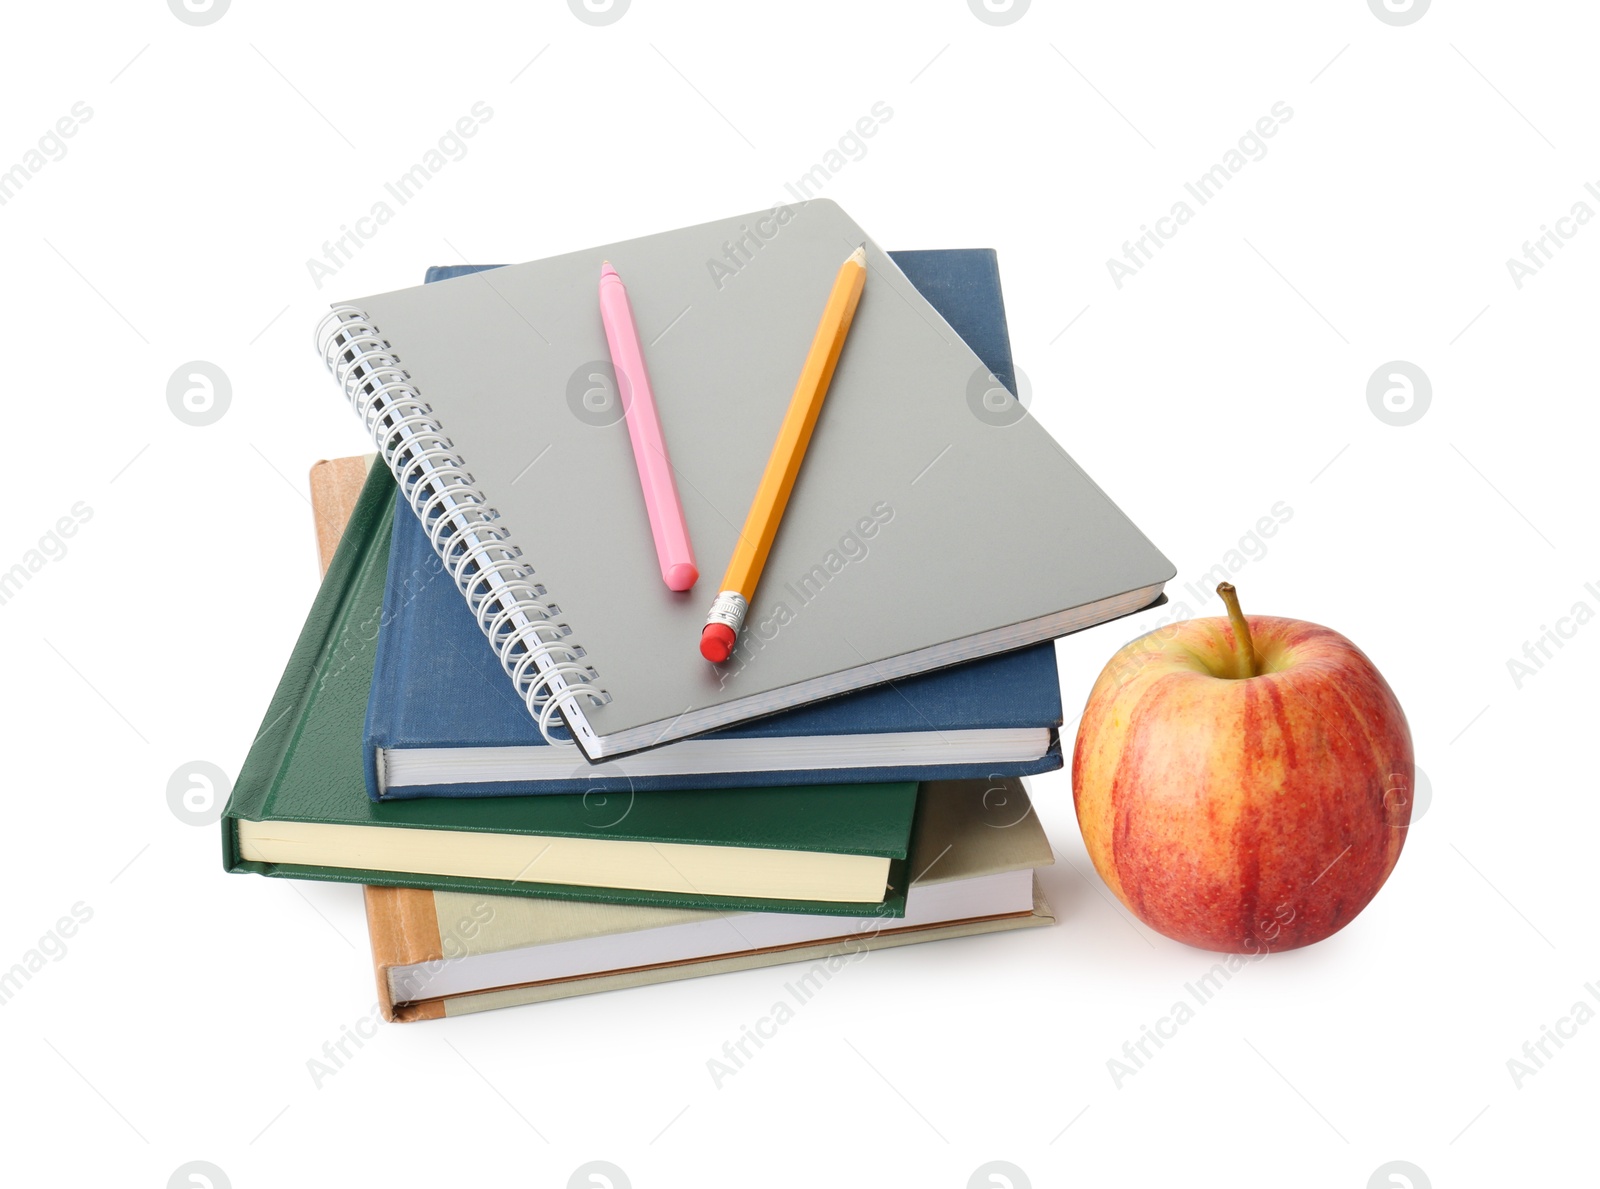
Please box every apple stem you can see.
[1216,582,1257,679]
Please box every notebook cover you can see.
[224,464,914,917]
[365,251,1065,799]
[329,201,1174,761]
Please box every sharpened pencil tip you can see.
[847,245,866,266]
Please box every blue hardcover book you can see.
[364,249,1065,799]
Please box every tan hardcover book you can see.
[308,454,375,572]
[309,455,1056,1022]
[374,774,1055,1018]
[365,779,1056,1020]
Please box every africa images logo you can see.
[968,0,1031,27]
[1367,0,1430,26]
[168,0,230,26]
[1366,361,1431,427]
[568,0,630,26]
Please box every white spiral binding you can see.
[314,305,609,745]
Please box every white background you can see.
[2,1,1593,1186]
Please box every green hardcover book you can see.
[224,465,915,916]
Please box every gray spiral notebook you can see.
[318,200,1173,763]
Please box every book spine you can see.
[314,306,609,747]
[363,886,446,1023]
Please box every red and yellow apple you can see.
[1072,584,1413,953]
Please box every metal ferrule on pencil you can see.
[704,591,748,635]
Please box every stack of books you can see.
[224,203,1173,1020]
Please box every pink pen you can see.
[598,261,699,592]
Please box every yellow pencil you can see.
[700,244,867,662]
